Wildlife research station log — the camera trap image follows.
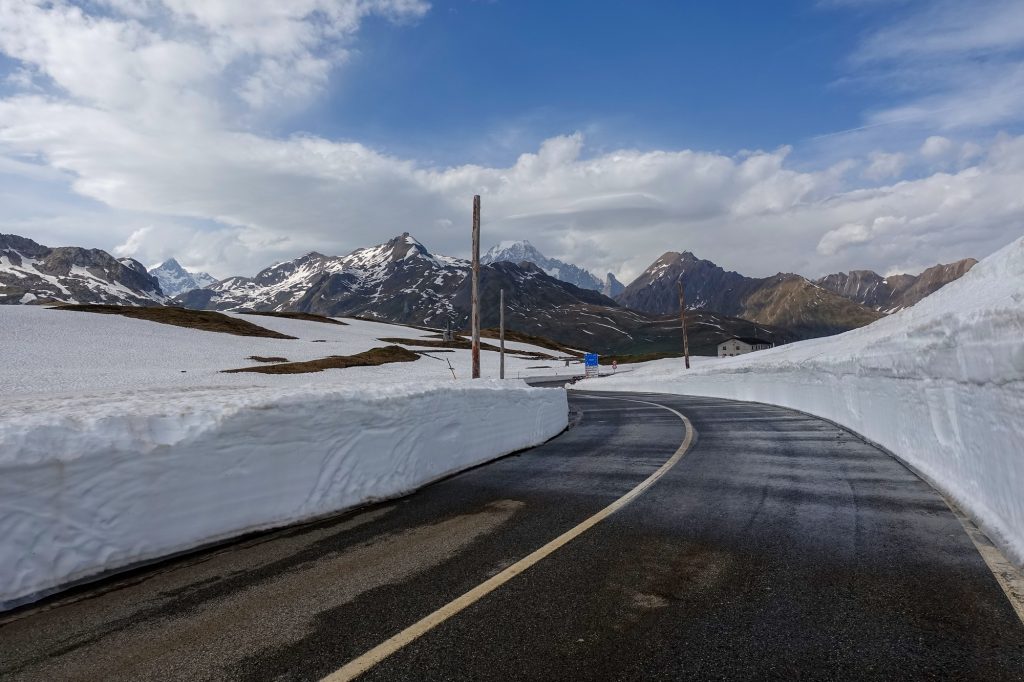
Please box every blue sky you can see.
[1,0,1023,281]
[298,1,874,165]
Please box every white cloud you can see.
[847,1,1024,133]
[0,0,1022,286]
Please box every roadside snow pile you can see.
[0,309,568,609]
[584,236,1024,566]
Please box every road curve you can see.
[1,391,1022,680]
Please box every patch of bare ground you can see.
[377,336,555,360]
[248,356,289,363]
[238,311,347,325]
[223,345,420,374]
[52,305,297,339]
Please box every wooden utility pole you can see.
[499,288,505,379]
[677,278,691,369]
[471,195,481,379]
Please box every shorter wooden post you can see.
[677,279,691,370]
[471,195,481,379]
[499,288,505,379]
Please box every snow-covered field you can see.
[0,308,568,609]
[582,237,1024,567]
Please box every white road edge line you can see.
[321,397,694,682]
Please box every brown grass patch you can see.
[53,305,296,339]
[223,345,420,374]
[248,356,289,363]
[238,311,347,325]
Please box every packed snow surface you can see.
[583,236,1024,566]
[0,308,568,609]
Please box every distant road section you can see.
[2,392,1021,680]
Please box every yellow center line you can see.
[322,396,695,682]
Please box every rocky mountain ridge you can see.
[615,250,885,337]
[1,234,164,306]
[816,259,977,312]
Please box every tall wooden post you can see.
[499,288,505,380]
[677,278,691,370]
[471,195,481,379]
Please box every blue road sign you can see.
[584,353,599,367]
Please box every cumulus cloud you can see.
[920,135,953,158]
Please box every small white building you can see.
[718,336,772,357]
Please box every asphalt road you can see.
[2,391,1022,681]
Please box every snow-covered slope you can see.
[1,234,164,305]
[0,307,568,609]
[148,258,218,296]
[482,240,604,291]
[584,236,1024,566]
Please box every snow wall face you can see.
[0,382,568,610]
[584,236,1024,567]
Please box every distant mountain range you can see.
[0,231,975,355]
[175,233,794,354]
[148,258,217,297]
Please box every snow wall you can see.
[0,381,568,610]
[583,237,1024,567]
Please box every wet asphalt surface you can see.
[1,390,1022,681]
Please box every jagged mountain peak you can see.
[602,272,625,298]
[149,257,217,297]
[155,257,183,270]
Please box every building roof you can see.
[721,336,773,346]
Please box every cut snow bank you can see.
[0,381,567,610]
[583,236,1024,566]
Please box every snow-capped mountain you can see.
[148,258,218,297]
[177,233,469,326]
[481,240,605,291]
[1,233,164,305]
